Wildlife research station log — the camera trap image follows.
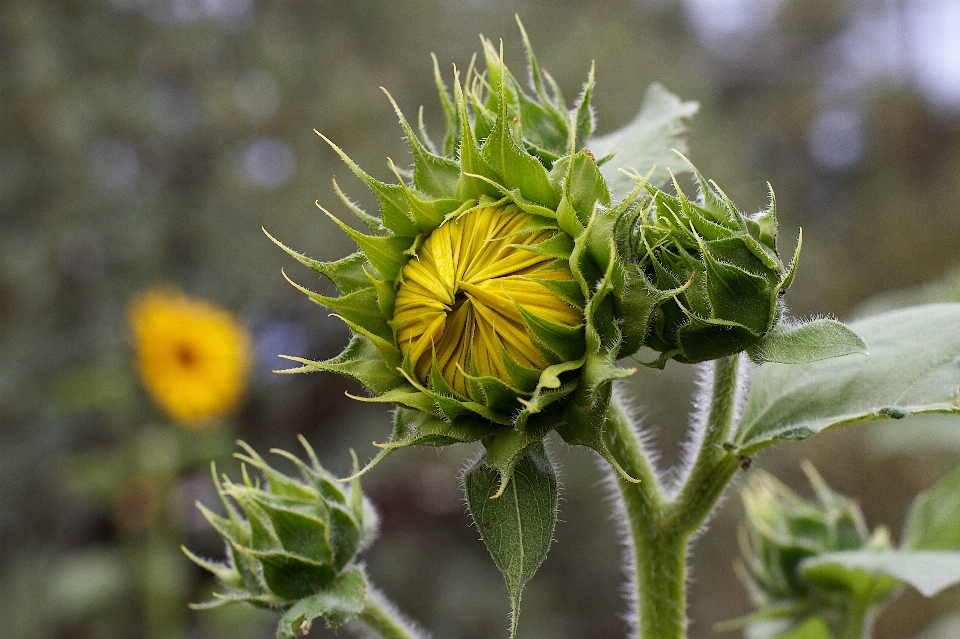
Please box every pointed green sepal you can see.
[315,130,419,237]
[281,271,392,344]
[320,207,412,282]
[382,88,460,199]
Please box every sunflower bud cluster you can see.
[271,22,793,488]
[185,440,376,613]
[615,166,799,366]
[737,463,895,633]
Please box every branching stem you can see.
[605,355,745,639]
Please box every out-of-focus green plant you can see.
[53,287,254,639]
[725,461,960,639]
[731,463,896,638]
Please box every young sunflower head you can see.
[270,21,703,486]
[392,204,583,404]
[128,286,251,426]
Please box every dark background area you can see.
[2,0,960,637]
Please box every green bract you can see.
[184,440,375,634]
[269,22,702,491]
[616,164,800,366]
[735,462,896,637]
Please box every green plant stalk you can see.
[358,588,427,639]
[606,356,744,639]
[668,356,743,532]
[842,602,867,639]
[840,597,878,639]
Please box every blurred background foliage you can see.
[2,0,960,638]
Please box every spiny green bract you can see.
[184,439,375,625]
[268,21,691,492]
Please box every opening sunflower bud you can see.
[267,21,692,485]
[393,205,583,399]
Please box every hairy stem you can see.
[605,355,746,639]
[667,355,743,533]
[605,396,685,639]
[358,589,429,639]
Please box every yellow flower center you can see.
[392,205,582,397]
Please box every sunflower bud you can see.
[185,439,375,617]
[616,164,800,365]
[736,462,895,634]
[267,20,695,488]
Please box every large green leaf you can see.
[903,463,960,551]
[735,304,960,454]
[464,442,558,639]
[802,550,960,598]
[587,83,699,197]
[870,413,960,456]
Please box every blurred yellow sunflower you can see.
[128,286,251,426]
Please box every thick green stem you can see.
[605,396,686,639]
[605,355,747,639]
[358,589,427,639]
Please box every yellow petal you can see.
[391,205,583,399]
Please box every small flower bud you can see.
[617,163,800,365]
[736,462,895,633]
[185,439,376,609]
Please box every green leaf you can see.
[276,567,367,638]
[587,83,699,197]
[802,550,960,597]
[735,304,960,454]
[750,319,869,364]
[904,463,960,550]
[869,413,960,456]
[464,442,559,639]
